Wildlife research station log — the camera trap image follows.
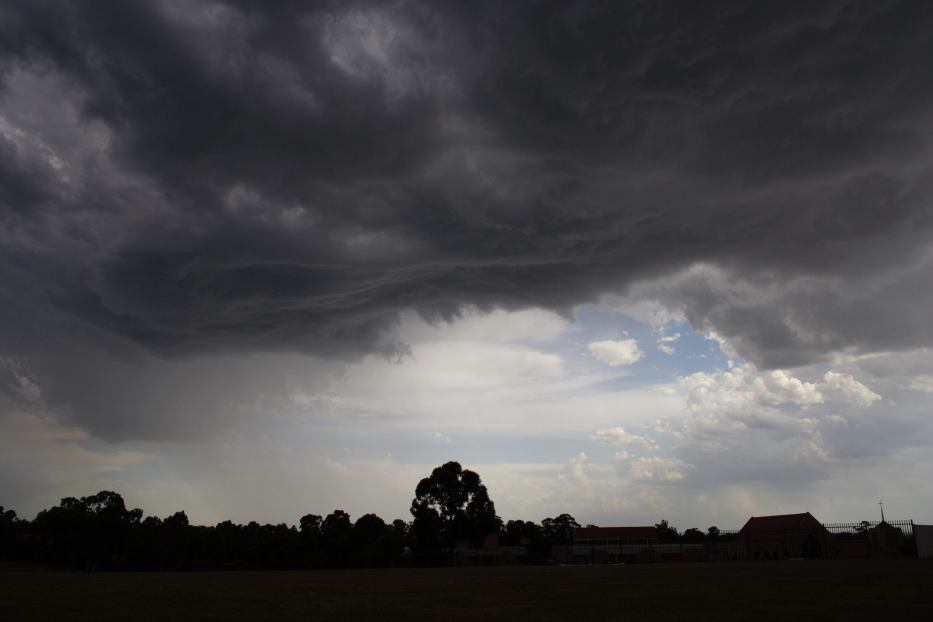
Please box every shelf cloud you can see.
[1,1,931,369]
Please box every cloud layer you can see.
[1,1,932,373]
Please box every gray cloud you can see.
[2,1,933,439]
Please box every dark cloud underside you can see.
[1,0,932,371]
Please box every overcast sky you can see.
[2,1,933,529]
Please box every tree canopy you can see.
[410,461,501,559]
[655,519,680,542]
[541,513,580,545]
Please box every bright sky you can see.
[4,301,931,529]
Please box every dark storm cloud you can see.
[2,0,933,374]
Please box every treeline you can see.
[0,494,580,571]
[0,462,723,571]
[0,492,413,570]
[0,462,595,571]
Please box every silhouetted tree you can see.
[32,491,143,570]
[541,513,579,545]
[212,520,242,569]
[321,510,353,567]
[351,513,405,567]
[391,519,409,539]
[655,519,680,543]
[683,528,704,543]
[85,491,142,523]
[503,520,531,545]
[502,519,548,562]
[158,511,190,569]
[707,526,720,539]
[410,461,500,562]
[132,515,162,569]
[299,514,323,567]
[391,519,411,564]
[323,510,352,539]
[300,514,323,534]
[0,506,18,560]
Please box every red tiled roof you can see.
[738,512,819,533]
[575,526,657,540]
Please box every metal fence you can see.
[558,520,918,563]
[695,521,915,539]
[915,524,933,559]
[822,520,914,537]
[571,543,705,556]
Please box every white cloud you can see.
[561,451,591,485]
[657,332,680,355]
[909,375,933,392]
[680,363,880,417]
[821,371,882,407]
[627,456,688,483]
[597,295,685,329]
[283,311,676,439]
[646,362,896,492]
[397,307,571,345]
[588,338,644,367]
[592,426,658,450]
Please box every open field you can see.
[1,560,931,621]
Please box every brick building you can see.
[735,512,836,559]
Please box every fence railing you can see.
[823,520,914,537]
[571,543,704,555]
[553,519,919,562]
[566,521,915,547]
[558,521,916,555]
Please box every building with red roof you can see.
[736,512,836,559]
[551,525,664,563]
[574,526,659,542]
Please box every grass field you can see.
[2,560,931,621]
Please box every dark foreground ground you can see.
[1,560,931,621]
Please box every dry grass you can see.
[2,560,931,621]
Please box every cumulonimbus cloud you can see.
[0,0,931,370]
[1,1,933,455]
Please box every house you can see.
[736,512,836,559]
[868,521,905,557]
[574,526,658,546]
